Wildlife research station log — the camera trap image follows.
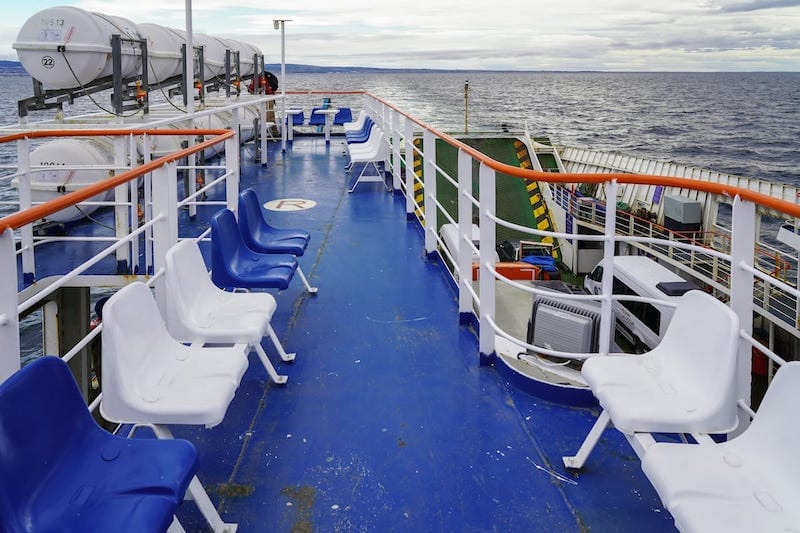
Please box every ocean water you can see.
[1,71,798,185]
[285,71,800,185]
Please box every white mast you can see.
[184,0,194,116]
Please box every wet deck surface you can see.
[46,135,673,531]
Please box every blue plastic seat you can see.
[0,356,197,533]
[211,208,298,290]
[334,107,353,125]
[345,116,373,139]
[345,117,375,144]
[238,188,310,256]
[286,111,305,126]
[308,107,326,126]
[237,189,318,293]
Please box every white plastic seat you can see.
[344,123,381,172]
[346,123,381,153]
[563,290,740,469]
[101,281,248,427]
[165,240,295,385]
[642,361,800,532]
[343,110,367,132]
[100,281,247,532]
[347,131,390,193]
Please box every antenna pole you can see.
[464,80,469,134]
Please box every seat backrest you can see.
[334,107,353,125]
[101,282,177,420]
[744,362,800,473]
[211,208,247,280]
[354,117,375,138]
[351,120,375,143]
[354,132,386,161]
[346,110,366,128]
[364,123,382,146]
[653,290,739,414]
[238,188,269,250]
[0,356,92,526]
[308,107,326,126]
[165,240,217,341]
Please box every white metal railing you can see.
[0,95,276,283]
[556,183,800,331]
[0,90,796,425]
[0,114,244,385]
[363,93,800,422]
[0,89,337,386]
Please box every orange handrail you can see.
[0,128,234,231]
[367,93,800,220]
[0,128,230,144]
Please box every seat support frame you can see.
[349,162,391,193]
[563,410,611,469]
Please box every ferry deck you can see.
[4,92,797,533]
[2,5,798,531]
[158,134,673,531]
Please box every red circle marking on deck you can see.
[263,199,317,211]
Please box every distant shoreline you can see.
[0,60,25,75]
[0,60,795,75]
[0,60,602,75]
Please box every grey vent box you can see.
[663,195,702,224]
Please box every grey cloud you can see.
[715,0,800,13]
[610,27,800,52]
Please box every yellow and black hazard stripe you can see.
[515,140,560,261]
[516,139,533,170]
[413,138,425,221]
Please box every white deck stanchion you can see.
[0,230,20,382]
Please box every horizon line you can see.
[0,59,797,74]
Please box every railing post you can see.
[423,128,437,256]
[113,135,131,273]
[260,102,269,167]
[128,134,139,273]
[457,149,472,322]
[0,229,20,382]
[42,301,58,358]
[598,179,618,356]
[379,103,390,180]
[381,101,389,136]
[729,195,755,424]
[391,111,401,191]
[386,109,394,180]
[16,137,34,284]
[151,162,179,314]
[142,134,154,275]
[478,162,496,364]
[404,117,414,217]
[185,120,197,220]
[362,94,370,119]
[226,134,240,213]
[231,106,240,153]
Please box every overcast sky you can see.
[2,0,799,71]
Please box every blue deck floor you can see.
[149,137,672,531]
